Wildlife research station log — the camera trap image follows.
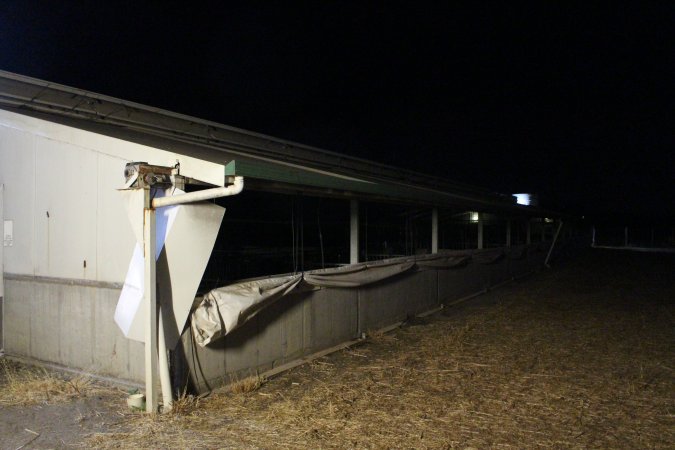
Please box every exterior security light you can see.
[513,193,531,206]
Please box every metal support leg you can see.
[477,213,484,249]
[143,190,158,413]
[431,208,438,254]
[350,199,359,264]
[526,220,531,245]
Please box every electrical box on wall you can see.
[3,220,11,247]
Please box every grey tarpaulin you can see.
[191,275,305,347]
[191,260,416,346]
[190,247,527,346]
[304,260,415,287]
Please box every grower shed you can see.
[0,71,579,410]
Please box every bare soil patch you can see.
[0,359,125,449]
[2,249,673,448]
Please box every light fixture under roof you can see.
[513,193,532,206]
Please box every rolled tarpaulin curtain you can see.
[191,274,304,346]
[191,260,417,346]
[304,260,415,287]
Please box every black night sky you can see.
[1,2,673,219]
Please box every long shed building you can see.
[0,71,576,396]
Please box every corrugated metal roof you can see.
[0,70,558,216]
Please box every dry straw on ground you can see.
[85,253,674,448]
[0,359,106,407]
[228,373,267,394]
[6,251,675,448]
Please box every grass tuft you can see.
[228,373,266,394]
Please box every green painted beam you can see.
[224,158,530,213]
[225,159,372,192]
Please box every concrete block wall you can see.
[3,277,143,383]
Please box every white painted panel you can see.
[34,137,98,279]
[1,109,226,282]
[0,128,35,274]
[114,191,180,339]
[158,202,224,348]
[117,201,224,348]
[96,153,137,282]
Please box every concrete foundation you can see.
[3,276,144,384]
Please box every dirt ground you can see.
[1,249,673,449]
[0,360,125,449]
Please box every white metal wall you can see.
[0,108,225,283]
[0,108,226,379]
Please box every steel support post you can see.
[350,199,359,264]
[143,189,158,413]
[431,208,439,254]
[526,219,531,245]
[477,213,484,249]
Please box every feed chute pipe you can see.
[158,310,172,412]
[149,175,243,412]
[152,176,244,208]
